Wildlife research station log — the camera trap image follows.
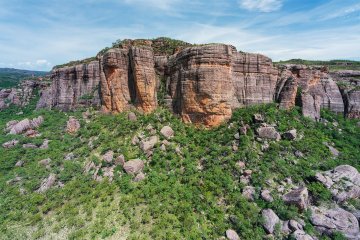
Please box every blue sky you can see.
[0,0,359,71]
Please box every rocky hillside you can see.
[35,38,360,128]
[1,98,360,239]
[1,38,360,240]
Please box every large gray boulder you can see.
[310,206,360,239]
[225,229,240,240]
[282,187,308,210]
[160,126,174,139]
[262,209,280,234]
[37,174,56,193]
[257,125,281,141]
[140,136,158,152]
[123,159,144,175]
[315,165,360,202]
[66,116,80,134]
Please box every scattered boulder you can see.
[315,165,360,202]
[239,125,249,135]
[23,143,38,149]
[24,129,40,138]
[2,139,19,148]
[39,139,49,149]
[39,158,51,166]
[310,206,360,239]
[253,114,265,123]
[102,150,114,163]
[262,209,280,234]
[160,126,174,139]
[283,129,297,140]
[66,116,80,134]
[15,161,24,167]
[128,112,137,121]
[236,161,246,169]
[102,166,115,181]
[31,116,44,128]
[261,189,274,202]
[8,119,32,134]
[234,132,240,140]
[291,230,315,240]
[282,187,308,210]
[64,153,75,161]
[140,136,158,152]
[123,159,144,175]
[242,186,256,201]
[115,154,125,166]
[7,176,22,185]
[225,229,240,240]
[328,145,340,157]
[37,174,56,193]
[257,125,281,141]
[294,150,304,158]
[134,172,145,182]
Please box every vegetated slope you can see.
[1,99,359,239]
[0,68,48,88]
[275,59,360,71]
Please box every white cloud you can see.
[238,0,283,12]
[123,0,179,10]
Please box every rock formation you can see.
[35,38,360,127]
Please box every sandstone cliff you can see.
[36,39,359,127]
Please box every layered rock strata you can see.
[36,40,359,127]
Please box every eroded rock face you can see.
[36,40,359,127]
[168,45,278,126]
[276,65,344,120]
[38,61,101,110]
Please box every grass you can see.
[0,99,359,239]
[275,59,360,71]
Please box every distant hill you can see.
[0,68,48,89]
[275,59,360,71]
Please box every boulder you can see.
[328,145,340,157]
[102,150,114,163]
[64,153,75,161]
[291,230,315,240]
[2,139,19,148]
[15,161,24,167]
[37,174,56,193]
[242,186,256,201]
[115,154,125,166]
[128,112,137,121]
[39,158,51,166]
[283,129,297,140]
[315,165,360,202]
[160,126,174,139]
[31,116,44,128]
[66,116,80,134]
[282,187,308,210]
[23,143,38,149]
[261,189,274,202]
[257,125,281,141]
[39,139,49,149]
[134,172,145,182]
[123,159,144,175]
[253,114,265,123]
[8,119,32,134]
[140,136,158,152]
[262,209,280,234]
[310,206,360,239]
[225,229,240,240]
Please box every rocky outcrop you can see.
[310,206,360,239]
[277,65,344,120]
[315,165,360,202]
[99,47,157,113]
[36,39,359,127]
[38,61,101,110]
[167,45,278,126]
[1,80,43,110]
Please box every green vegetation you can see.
[53,57,97,70]
[275,59,360,71]
[0,99,359,239]
[0,68,48,88]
